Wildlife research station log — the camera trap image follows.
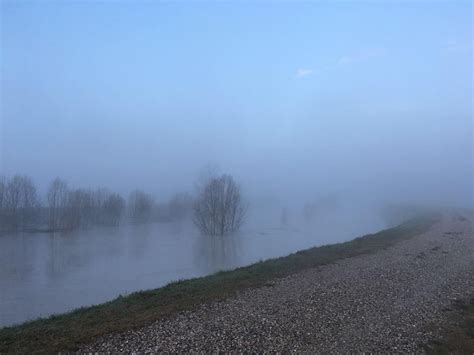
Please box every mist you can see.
[0,1,472,327]
[1,1,472,208]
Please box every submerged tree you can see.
[128,190,154,224]
[193,174,246,236]
[3,175,39,230]
[47,177,69,229]
[63,188,93,230]
[102,193,125,226]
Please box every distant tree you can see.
[102,193,125,226]
[47,178,69,229]
[63,189,82,230]
[91,188,110,225]
[63,188,96,229]
[193,174,246,236]
[128,190,153,224]
[4,175,39,230]
[47,183,125,230]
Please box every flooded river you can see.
[0,205,388,327]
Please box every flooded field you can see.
[0,204,387,327]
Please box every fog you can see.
[2,1,472,208]
[1,201,389,326]
[0,1,472,326]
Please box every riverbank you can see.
[81,212,473,353]
[0,214,439,353]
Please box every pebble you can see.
[80,212,474,353]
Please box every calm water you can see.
[0,205,388,327]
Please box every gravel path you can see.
[81,212,474,353]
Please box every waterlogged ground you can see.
[0,204,387,327]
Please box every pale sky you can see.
[1,1,472,206]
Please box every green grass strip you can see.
[0,215,437,354]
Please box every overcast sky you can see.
[1,1,472,206]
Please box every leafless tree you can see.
[47,182,125,230]
[4,175,39,230]
[47,178,69,229]
[91,188,110,225]
[102,193,125,226]
[62,188,97,230]
[193,174,246,236]
[128,190,154,224]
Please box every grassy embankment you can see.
[0,215,437,354]
[426,297,474,354]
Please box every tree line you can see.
[0,173,246,237]
[0,175,194,233]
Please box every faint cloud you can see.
[295,68,314,78]
[295,48,384,78]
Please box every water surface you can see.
[0,205,387,327]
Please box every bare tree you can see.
[193,174,246,236]
[128,190,153,224]
[62,188,97,230]
[4,175,39,230]
[47,178,69,229]
[102,193,125,226]
[63,189,82,230]
[47,182,125,230]
[91,188,110,225]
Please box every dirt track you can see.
[81,212,474,352]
